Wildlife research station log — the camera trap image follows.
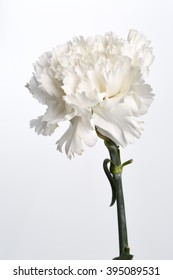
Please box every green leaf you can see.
[103,159,117,206]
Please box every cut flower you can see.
[27,29,154,158]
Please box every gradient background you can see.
[0,0,173,259]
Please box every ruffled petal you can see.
[56,116,97,159]
[42,99,72,123]
[30,116,58,136]
[125,82,154,116]
[26,76,48,105]
[105,57,141,99]
[93,97,143,147]
[62,68,106,109]
[121,29,154,75]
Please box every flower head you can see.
[27,30,154,158]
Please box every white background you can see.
[0,0,173,260]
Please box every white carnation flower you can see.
[27,30,154,158]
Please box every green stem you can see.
[104,138,133,260]
[113,173,129,257]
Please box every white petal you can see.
[63,90,106,109]
[125,82,154,116]
[33,51,51,77]
[38,69,65,98]
[105,57,141,99]
[122,29,154,75]
[86,68,106,93]
[93,98,143,147]
[42,100,67,123]
[62,68,80,95]
[30,116,58,136]
[62,68,106,108]
[56,116,97,159]
[27,76,48,105]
